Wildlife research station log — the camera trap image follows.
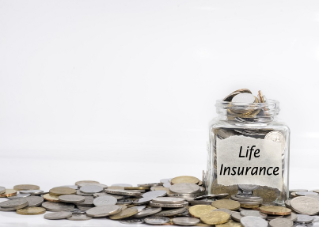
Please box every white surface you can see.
[1,0,319,226]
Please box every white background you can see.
[1,0,319,226]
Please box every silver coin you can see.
[7,194,31,199]
[117,199,134,205]
[20,190,44,195]
[111,184,132,187]
[190,199,215,205]
[67,213,92,221]
[152,197,185,204]
[153,207,187,217]
[285,199,292,208]
[284,212,297,221]
[75,180,99,186]
[0,206,20,211]
[70,209,85,214]
[266,215,284,221]
[291,196,319,215]
[240,210,267,219]
[144,216,170,225]
[214,208,232,215]
[120,218,144,224]
[169,183,200,194]
[138,183,163,187]
[58,195,85,204]
[80,185,103,194]
[86,205,121,217]
[149,201,188,208]
[42,202,75,212]
[133,197,152,205]
[94,192,124,200]
[143,190,167,198]
[172,217,200,226]
[44,211,72,220]
[296,191,318,196]
[133,207,162,218]
[76,190,92,196]
[25,196,44,207]
[76,196,94,206]
[240,216,268,227]
[134,205,146,212]
[59,185,78,190]
[295,214,314,223]
[269,218,293,227]
[79,183,108,189]
[231,211,242,222]
[305,195,319,201]
[76,205,92,211]
[105,189,141,197]
[0,187,6,194]
[0,198,28,208]
[93,195,117,206]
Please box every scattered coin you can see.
[67,213,92,221]
[58,195,85,204]
[44,211,72,220]
[259,205,291,215]
[7,194,31,199]
[295,214,314,223]
[25,196,44,207]
[0,189,17,197]
[189,205,217,218]
[109,207,139,219]
[154,207,187,216]
[291,196,319,215]
[43,194,60,202]
[240,216,268,227]
[16,207,46,215]
[93,195,117,206]
[75,180,99,186]
[133,207,162,218]
[138,183,163,187]
[212,199,240,211]
[0,186,6,194]
[120,218,145,224]
[142,190,167,198]
[13,184,40,191]
[42,202,75,212]
[200,211,230,225]
[170,183,200,194]
[240,210,267,219]
[20,190,44,195]
[86,205,122,217]
[124,186,150,190]
[231,211,242,222]
[0,198,28,208]
[49,187,76,196]
[144,216,170,225]
[80,185,103,194]
[152,197,185,204]
[133,197,153,205]
[171,176,200,184]
[172,217,200,226]
[269,217,293,227]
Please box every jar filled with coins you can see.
[206,89,290,206]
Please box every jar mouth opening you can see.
[215,99,280,119]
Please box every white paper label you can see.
[216,136,282,190]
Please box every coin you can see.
[49,187,76,196]
[291,196,319,215]
[43,194,60,202]
[105,189,141,197]
[20,190,44,195]
[13,184,40,191]
[189,205,217,218]
[93,195,117,206]
[16,207,46,215]
[265,131,286,153]
[75,180,99,186]
[171,176,200,184]
[133,197,153,205]
[25,196,44,207]
[231,211,242,222]
[0,186,6,194]
[240,210,267,219]
[0,189,17,197]
[217,220,243,227]
[190,199,215,206]
[76,196,94,206]
[143,190,167,198]
[284,212,297,221]
[170,183,200,194]
[7,194,31,199]
[259,205,291,215]
[295,214,314,223]
[172,217,200,226]
[240,216,268,227]
[117,199,134,205]
[0,198,28,208]
[200,211,230,225]
[214,209,232,215]
[149,201,188,208]
[144,216,170,225]
[86,205,122,217]
[44,211,72,220]
[152,197,185,204]
[154,207,187,216]
[42,202,75,212]
[76,205,92,211]
[124,186,150,190]
[269,217,293,227]
[67,213,92,221]
[138,183,163,187]
[109,207,138,219]
[80,185,103,194]
[211,200,240,211]
[150,186,170,194]
[58,195,85,204]
[120,218,145,224]
[133,207,162,218]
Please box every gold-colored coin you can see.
[240,204,259,209]
[196,223,214,227]
[13,184,40,191]
[109,207,138,220]
[216,220,243,227]
[16,207,46,215]
[200,211,230,225]
[171,176,199,185]
[189,205,217,218]
[198,181,203,186]
[211,200,240,211]
[49,187,76,196]
[43,193,60,202]
[0,189,17,198]
[75,180,99,186]
[259,205,291,215]
[124,186,150,190]
[253,186,279,203]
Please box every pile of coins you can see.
[2,179,319,226]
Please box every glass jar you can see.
[206,98,290,206]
